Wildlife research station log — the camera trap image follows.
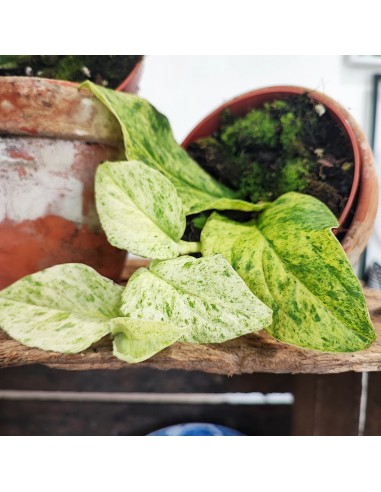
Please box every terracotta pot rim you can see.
[116,59,144,92]
[0,76,123,147]
[182,85,361,229]
[0,57,144,93]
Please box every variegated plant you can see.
[84,82,268,217]
[0,83,375,363]
[0,159,273,362]
[202,194,375,352]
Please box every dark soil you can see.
[0,55,142,89]
[187,94,355,221]
[183,209,254,245]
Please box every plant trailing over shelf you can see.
[0,83,375,363]
[0,160,272,362]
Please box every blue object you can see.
[148,423,244,436]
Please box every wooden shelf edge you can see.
[2,259,381,375]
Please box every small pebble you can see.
[315,103,326,117]
[341,162,353,172]
[81,66,91,78]
[314,148,325,158]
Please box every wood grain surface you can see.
[1,259,381,375]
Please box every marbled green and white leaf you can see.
[120,254,272,344]
[111,318,185,363]
[85,82,260,215]
[201,212,253,263]
[96,160,186,259]
[201,192,376,352]
[0,264,123,353]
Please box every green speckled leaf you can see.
[201,192,375,352]
[84,81,259,215]
[0,264,123,353]
[96,160,186,259]
[201,212,253,263]
[111,318,185,363]
[120,254,272,344]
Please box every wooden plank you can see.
[1,258,381,375]
[0,365,293,393]
[0,400,292,436]
[364,372,381,435]
[292,373,362,435]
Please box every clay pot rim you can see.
[0,57,144,93]
[182,85,361,228]
[116,59,143,92]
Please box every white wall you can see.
[140,56,381,271]
[139,55,380,142]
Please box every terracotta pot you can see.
[0,76,129,290]
[116,59,144,93]
[182,86,378,265]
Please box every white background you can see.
[140,55,380,142]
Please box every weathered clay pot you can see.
[182,86,378,265]
[0,76,127,290]
[116,59,144,93]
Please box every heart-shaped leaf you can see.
[120,254,272,344]
[0,264,123,353]
[201,192,375,352]
[96,160,186,259]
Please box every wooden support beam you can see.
[292,373,363,435]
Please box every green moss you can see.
[277,157,310,195]
[220,109,278,153]
[54,56,88,81]
[188,94,354,219]
[265,100,288,111]
[280,112,306,155]
[238,156,310,203]
[239,161,277,203]
[215,101,319,203]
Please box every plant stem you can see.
[178,240,201,255]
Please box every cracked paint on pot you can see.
[0,77,129,289]
[0,138,81,223]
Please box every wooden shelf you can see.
[1,259,381,375]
